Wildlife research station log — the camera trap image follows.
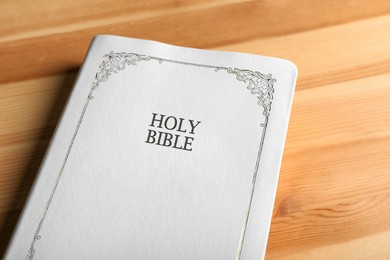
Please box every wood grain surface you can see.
[1,0,390,258]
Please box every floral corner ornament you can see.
[91,51,152,91]
[227,68,276,117]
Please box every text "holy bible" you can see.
[145,113,201,151]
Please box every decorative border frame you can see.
[26,51,276,260]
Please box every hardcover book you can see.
[5,35,297,260]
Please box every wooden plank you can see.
[2,1,390,84]
[218,15,390,90]
[267,229,390,259]
[1,0,390,258]
[0,0,235,39]
[266,73,390,257]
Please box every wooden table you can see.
[1,0,390,258]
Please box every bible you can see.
[5,35,297,259]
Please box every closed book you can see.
[5,35,297,260]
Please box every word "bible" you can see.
[145,113,201,151]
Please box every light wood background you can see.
[1,0,390,258]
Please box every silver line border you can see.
[26,51,276,260]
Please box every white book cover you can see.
[4,35,297,260]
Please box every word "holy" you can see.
[145,113,201,151]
